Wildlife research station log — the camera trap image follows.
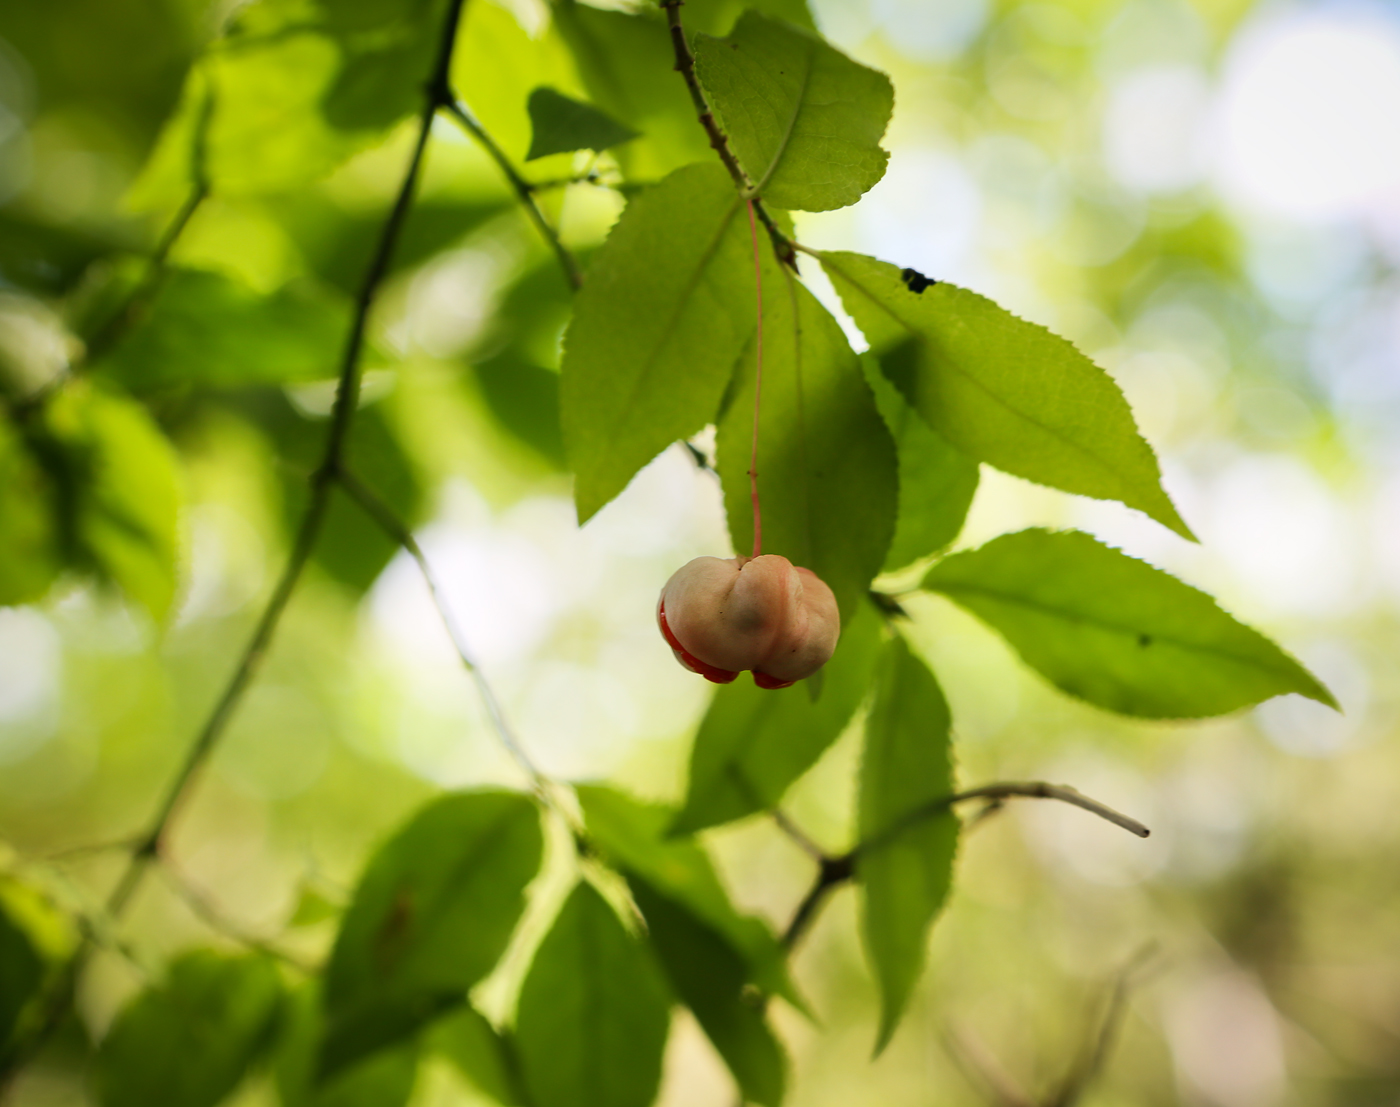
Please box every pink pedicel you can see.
[657,554,840,689]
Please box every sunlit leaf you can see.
[695,13,892,211]
[922,528,1338,717]
[430,1005,528,1106]
[96,268,349,391]
[857,637,958,1054]
[575,786,797,1007]
[863,355,979,571]
[321,790,543,1080]
[515,882,671,1107]
[274,983,419,1107]
[716,260,896,620]
[40,381,182,622]
[526,87,638,161]
[673,599,882,834]
[686,0,817,34]
[560,164,754,521]
[630,882,786,1107]
[819,251,1194,540]
[95,950,283,1107]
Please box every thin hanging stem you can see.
[746,198,764,559]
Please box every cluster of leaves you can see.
[0,0,1338,1104]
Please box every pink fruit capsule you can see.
[657,554,840,689]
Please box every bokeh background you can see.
[2,0,1399,1104]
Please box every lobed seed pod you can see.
[657,554,840,689]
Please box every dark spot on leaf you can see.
[1138,633,1152,647]
[901,267,937,293]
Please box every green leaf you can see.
[95,950,283,1107]
[695,13,893,211]
[857,637,958,1055]
[274,984,419,1107]
[630,881,787,1107]
[0,416,60,607]
[685,0,817,34]
[525,87,638,161]
[560,164,755,521]
[551,3,715,181]
[0,903,45,1050]
[430,1005,528,1106]
[41,382,182,622]
[514,882,671,1107]
[818,251,1194,540]
[321,790,543,1080]
[575,787,796,1007]
[716,260,896,622]
[673,598,883,834]
[97,269,349,391]
[922,528,1338,718]
[863,355,980,572]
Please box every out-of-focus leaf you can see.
[695,13,892,211]
[514,882,671,1107]
[857,636,958,1054]
[473,354,565,467]
[630,881,786,1107]
[288,885,342,929]
[525,87,638,161]
[0,415,60,606]
[551,2,714,180]
[40,381,182,622]
[452,0,588,165]
[95,950,283,1107]
[273,195,509,298]
[429,1005,527,1106]
[922,528,1338,717]
[673,599,882,834]
[560,164,753,522]
[274,983,419,1107]
[0,904,45,1049]
[863,355,979,571]
[96,269,348,391]
[819,251,1195,540]
[575,786,797,1008]
[716,260,896,621]
[0,212,133,297]
[320,790,543,1080]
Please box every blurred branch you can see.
[658,0,796,269]
[8,90,213,418]
[781,781,1150,950]
[770,808,826,862]
[0,0,473,1092]
[334,465,559,808]
[943,1025,1037,1107]
[443,99,583,290]
[156,864,314,974]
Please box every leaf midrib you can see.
[928,578,1304,681]
[753,41,814,195]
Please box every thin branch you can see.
[780,781,1150,950]
[333,466,554,803]
[658,0,796,269]
[443,99,582,290]
[0,1,473,1090]
[156,864,314,973]
[943,1025,1037,1107]
[769,808,825,862]
[1046,944,1158,1107]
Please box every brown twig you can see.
[658,0,796,269]
[780,781,1150,950]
